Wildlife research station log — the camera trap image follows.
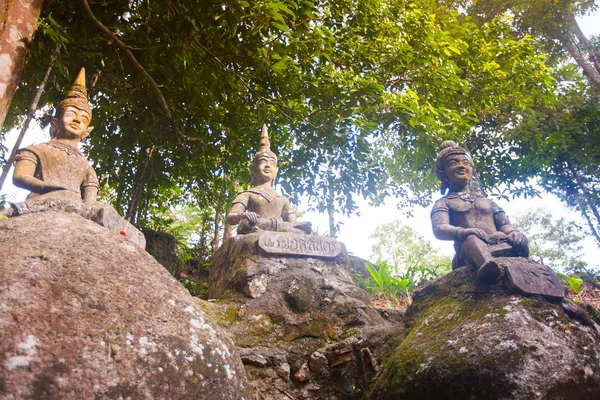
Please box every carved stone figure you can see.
[12,68,99,204]
[1,68,145,248]
[226,125,311,235]
[430,141,529,282]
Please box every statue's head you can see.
[435,140,473,194]
[50,68,93,141]
[251,124,278,186]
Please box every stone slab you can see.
[504,259,564,300]
[1,198,146,249]
[258,231,343,259]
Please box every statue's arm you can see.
[282,198,296,223]
[81,166,99,204]
[13,150,68,193]
[226,194,259,225]
[493,207,528,250]
[431,210,460,241]
[13,155,44,193]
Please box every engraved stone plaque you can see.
[504,259,564,300]
[258,232,343,259]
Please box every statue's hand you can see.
[456,228,489,242]
[243,211,259,224]
[507,231,528,251]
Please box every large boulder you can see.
[207,233,396,400]
[366,265,600,400]
[0,211,250,399]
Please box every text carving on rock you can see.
[258,232,343,258]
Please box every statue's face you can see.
[54,106,92,140]
[254,156,278,184]
[442,154,472,186]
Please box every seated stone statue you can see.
[226,125,311,235]
[12,68,99,204]
[430,141,529,282]
[1,68,146,248]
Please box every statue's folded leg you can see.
[461,235,501,282]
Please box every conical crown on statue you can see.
[253,124,277,165]
[56,68,92,118]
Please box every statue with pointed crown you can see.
[12,68,99,204]
[226,124,312,235]
[430,140,529,282]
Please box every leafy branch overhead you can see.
[1,0,598,242]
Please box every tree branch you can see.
[565,13,600,75]
[78,0,174,125]
[563,39,600,92]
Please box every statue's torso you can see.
[17,141,93,196]
[233,187,290,219]
[434,192,501,234]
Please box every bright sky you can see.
[2,12,599,269]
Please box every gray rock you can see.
[295,362,310,382]
[0,211,250,399]
[367,266,600,400]
[309,352,330,375]
[206,233,394,399]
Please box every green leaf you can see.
[365,262,383,288]
[556,272,583,294]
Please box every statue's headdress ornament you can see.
[435,140,473,194]
[56,68,92,118]
[253,124,277,165]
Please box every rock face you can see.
[366,266,600,400]
[207,233,395,399]
[0,211,250,399]
[143,229,182,278]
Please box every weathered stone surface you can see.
[258,231,343,258]
[0,211,250,399]
[503,258,564,300]
[205,234,396,399]
[308,352,329,375]
[143,229,182,277]
[2,198,146,248]
[295,363,310,382]
[366,266,600,400]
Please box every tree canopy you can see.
[1,0,598,252]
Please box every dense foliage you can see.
[1,0,599,254]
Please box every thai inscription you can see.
[258,232,343,258]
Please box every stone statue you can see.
[12,68,99,204]
[1,68,146,248]
[430,141,529,282]
[226,124,311,235]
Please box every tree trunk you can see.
[562,14,600,91]
[327,165,336,237]
[0,0,45,132]
[0,45,58,192]
[566,161,600,246]
[222,179,238,242]
[565,13,600,74]
[210,208,222,253]
[125,146,155,223]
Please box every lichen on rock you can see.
[0,211,250,399]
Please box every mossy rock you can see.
[367,267,600,400]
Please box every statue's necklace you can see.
[448,191,478,203]
[48,140,83,157]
